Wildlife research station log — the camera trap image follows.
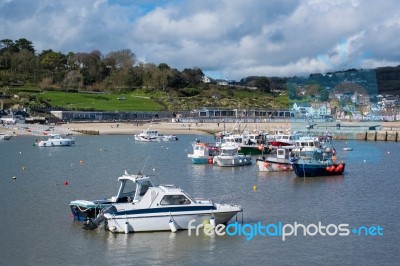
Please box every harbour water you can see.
[0,135,399,265]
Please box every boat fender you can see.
[169,218,177,233]
[210,215,216,228]
[124,221,129,234]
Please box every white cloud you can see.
[1,0,400,80]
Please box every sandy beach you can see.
[2,120,400,137]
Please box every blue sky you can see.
[1,0,400,80]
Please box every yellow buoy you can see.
[253,185,257,191]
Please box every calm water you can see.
[0,135,399,265]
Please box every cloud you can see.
[1,0,400,80]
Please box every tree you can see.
[106,49,136,69]
[63,70,83,90]
[181,67,204,86]
[15,38,35,54]
[254,76,271,92]
[11,49,37,81]
[73,51,105,85]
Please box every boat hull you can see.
[239,146,269,155]
[214,155,252,167]
[104,208,241,233]
[38,140,74,147]
[291,162,346,177]
[190,157,213,164]
[256,159,292,172]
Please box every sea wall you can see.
[296,129,400,142]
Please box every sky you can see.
[1,0,400,80]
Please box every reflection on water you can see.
[0,135,399,265]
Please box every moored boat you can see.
[81,172,242,233]
[267,130,301,148]
[290,147,345,177]
[134,129,178,142]
[213,143,252,167]
[187,142,220,164]
[219,133,269,155]
[36,134,74,147]
[256,147,294,172]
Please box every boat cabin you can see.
[112,173,155,203]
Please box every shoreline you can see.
[2,121,400,138]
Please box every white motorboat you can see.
[187,142,220,164]
[0,132,13,140]
[70,171,155,221]
[134,129,178,142]
[256,147,294,172]
[213,143,252,167]
[36,134,75,147]
[82,172,242,233]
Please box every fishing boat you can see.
[290,147,345,177]
[70,171,155,221]
[267,130,301,148]
[256,147,294,172]
[213,143,252,167]
[256,136,323,171]
[219,133,269,155]
[134,129,178,142]
[36,134,75,147]
[187,142,220,164]
[82,172,242,233]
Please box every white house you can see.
[292,102,331,118]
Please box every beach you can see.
[2,120,400,137]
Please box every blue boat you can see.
[290,148,345,177]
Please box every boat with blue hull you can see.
[290,149,345,177]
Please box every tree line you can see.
[0,38,207,93]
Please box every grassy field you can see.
[2,86,288,112]
[38,91,165,111]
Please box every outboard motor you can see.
[83,205,117,230]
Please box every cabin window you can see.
[139,181,152,196]
[160,195,191,205]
